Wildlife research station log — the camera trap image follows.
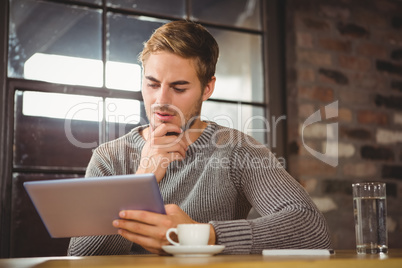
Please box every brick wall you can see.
[285,0,402,249]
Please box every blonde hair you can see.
[140,20,219,89]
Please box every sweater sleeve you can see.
[209,146,332,254]
[67,146,133,256]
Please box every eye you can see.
[147,83,159,89]
[173,87,186,93]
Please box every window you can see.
[3,0,275,257]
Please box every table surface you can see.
[1,249,401,268]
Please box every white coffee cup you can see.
[166,223,210,246]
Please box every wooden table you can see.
[1,249,401,268]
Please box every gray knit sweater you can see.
[68,122,332,255]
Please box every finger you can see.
[152,123,182,137]
[167,152,186,162]
[118,210,172,227]
[113,216,173,251]
[117,227,166,254]
[166,142,188,158]
[154,147,187,162]
[113,219,169,247]
[151,135,184,147]
[164,204,182,214]
[151,138,188,156]
[118,210,153,222]
[113,218,160,237]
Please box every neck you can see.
[184,120,208,143]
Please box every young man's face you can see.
[142,51,214,131]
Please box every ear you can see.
[202,76,216,101]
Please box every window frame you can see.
[0,0,11,258]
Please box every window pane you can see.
[107,0,186,18]
[201,101,266,144]
[105,98,148,140]
[191,0,261,30]
[11,173,80,257]
[8,0,102,87]
[107,13,167,91]
[105,61,142,91]
[14,91,102,169]
[209,28,264,103]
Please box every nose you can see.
[156,84,172,105]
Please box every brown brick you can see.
[340,127,372,140]
[339,55,371,71]
[318,68,348,85]
[298,103,315,119]
[319,5,350,20]
[392,16,402,29]
[375,0,400,13]
[384,183,397,197]
[376,128,402,144]
[355,10,388,28]
[302,18,330,31]
[391,80,402,92]
[298,86,334,102]
[395,113,402,125]
[319,38,351,52]
[351,72,386,90]
[337,22,369,38]
[298,50,332,66]
[298,68,315,82]
[296,32,313,48]
[300,178,318,194]
[375,94,402,110]
[386,33,402,46]
[338,108,352,122]
[318,74,336,85]
[357,110,388,125]
[382,165,402,179]
[339,90,370,105]
[356,43,387,58]
[294,158,337,177]
[322,180,353,195]
[337,142,355,158]
[298,141,321,157]
[300,122,328,138]
[361,145,394,161]
[376,60,402,76]
[343,162,377,177]
[391,49,402,61]
[288,140,299,155]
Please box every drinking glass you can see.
[352,182,388,254]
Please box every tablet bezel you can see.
[24,173,165,238]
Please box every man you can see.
[68,20,331,255]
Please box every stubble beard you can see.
[147,96,203,132]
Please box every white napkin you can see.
[262,249,333,256]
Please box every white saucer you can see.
[162,245,225,257]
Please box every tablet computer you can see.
[24,173,165,238]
